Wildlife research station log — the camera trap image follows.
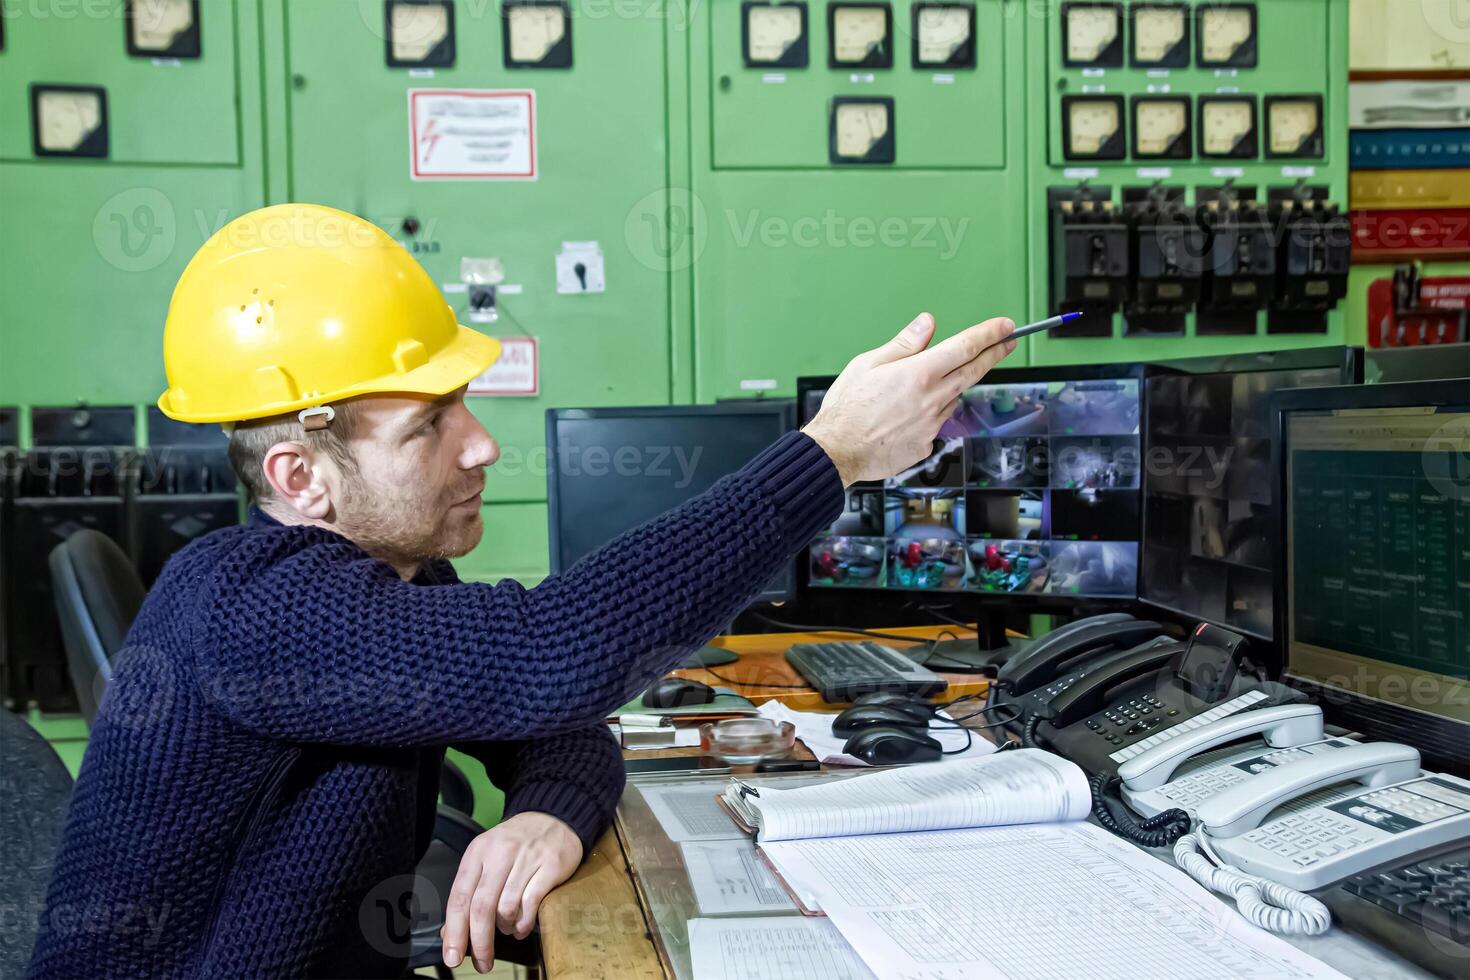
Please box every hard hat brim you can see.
[158,325,502,424]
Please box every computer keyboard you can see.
[1323,844,1470,979]
[784,641,947,704]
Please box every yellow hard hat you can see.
[157,203,500,424]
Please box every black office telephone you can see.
[1011,635,1186,746]
[1037,622,1298,778]
[992,615,1168,698]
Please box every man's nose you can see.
[459,412,499,469]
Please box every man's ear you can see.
[261,441,334,521]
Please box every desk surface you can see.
[540,625,983,978]
[537,627,1431,980]
[676,624,995,711]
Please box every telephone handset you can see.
[1119,703,1326,794]
[1196,742,1423,840]
[994,617,1166,696]
[1004,636,1182,735]
[1041,640,1190,729]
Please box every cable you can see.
[1173,831,1332,936]
[1088,772,1191,848]
[920,606,977,631]
[945,701,1022,731]
[699,666,811,690]
[748,611,926,645]
[940,725,974,755]
[1020,713,1044,749]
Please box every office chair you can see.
[48,530,147,725]
[0,709,73,977]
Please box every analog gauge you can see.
[125,0,201,59]
[1063,95,1125,159]
[503,1,571,68]
[1266,96,1324,158]
[830,3,892,68]
[830,97,895,163]
[1130,3,1187,68]
[1133,96,1190,158]
[1198,3,1256,68]
[913,3,975,69]
[743,2,808,67]
[31,85,109,158]
[1062,3,1123,68]
[1199,96,1258,158]
[385,1,453,67]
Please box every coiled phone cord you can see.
[1173,830,1332,936]
[1020,713,1043,749]
[1089,772,1192,848]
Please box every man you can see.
[28,204,1016,978]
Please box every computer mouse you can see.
[831,704,933,737]
[850,692,938,722]
[642,677,717,709]
[844,727,944,765]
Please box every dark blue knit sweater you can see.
[28,432,842,978]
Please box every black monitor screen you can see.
[801,372,1142,598]
[1141,363,1347,638]
[546,405,793,601]
[1282,395,1469,740]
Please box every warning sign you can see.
[409,89,536,181]
[468,336,539,396]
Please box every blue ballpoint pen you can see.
[1011,311,1083,339]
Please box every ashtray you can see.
[699,717,796,764]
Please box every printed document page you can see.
[761,822,1349,980]
[687,916,876,980]
[680,839,796,915]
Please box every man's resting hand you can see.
[441,811,583,973]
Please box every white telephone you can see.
[1112,706,1470,936]
[1119,704,1341,817]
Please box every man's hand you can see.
[802,313,1016,486]
[441,812,583,973]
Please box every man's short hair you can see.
[227,401,361,502]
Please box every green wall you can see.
[2,0,1378,585]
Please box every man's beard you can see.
[334,473,484,569]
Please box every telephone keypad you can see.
[1242,812,1372,868]
[1107,689,1270,764]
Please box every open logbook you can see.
[719,749,1092,842]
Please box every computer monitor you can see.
[797,364,1146,600]
[1139,347,1362,640]
[545,402,795,603]
[1273,380,1469,775]
[1367,344,1470,385]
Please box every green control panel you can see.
[686,0,1029,400]
[1,0,1353,583]
[1026,0,1351,365]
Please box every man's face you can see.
[329,387,499,568]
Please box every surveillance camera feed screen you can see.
[1140,366,1343,637]
[805,376,1142,598]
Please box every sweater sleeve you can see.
[455,726,625,855]
[194,431,842,745]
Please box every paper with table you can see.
[687,916,876,980]
[757,700,996,767]
[680,839,796,915]
[721,748,1090,841]
[761,822,1349,980]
